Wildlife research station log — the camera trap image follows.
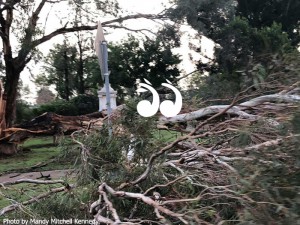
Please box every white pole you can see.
[101,41,112,136]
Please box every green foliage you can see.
[171,0,298,99]
[188,72,241,103]
[30,183,98,219]
[39,31,181,103]
[108,35,181,100]
[15,100,34,124]
[234,137,300,224]
[236,0,300,46]
[168,0,236,36]
[32,94,98,117]
[33,99,78,116]
[83,34,181,102]
[36,43,78,101]
[215,18,293,74]
[70,94,98,115]
[72,98,158,185]
[253,23,292,54]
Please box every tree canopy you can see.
[37,34,181,101]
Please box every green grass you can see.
[0,182,63,209]
[0,136,76,212]
[0,137,74,174]
[153,130,182,143]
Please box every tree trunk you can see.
[4,64,20,127]
[63,49,70,101]
[0,70,19,155]
[77,41,85,94]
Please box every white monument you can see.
[98,85,117,111]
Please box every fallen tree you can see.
[0,82,299,224]
[159,92,300,124]
[0,111,105,155]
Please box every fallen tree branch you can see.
[93,183,188,224]
[119,91,243,189]
[0,179,67,186]
[160,93,300,124]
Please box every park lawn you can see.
[0,130,183,175]
[0,182,63,210]
[0,137,76,213]
[0,137,74,174]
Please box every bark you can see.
[160,93,300,124]
[4,62,20,127]
[0,112,104,154]
[63,49,70,101]
[77,40,85,94]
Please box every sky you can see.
[18,0,214,104]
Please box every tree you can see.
[169,0,298,89]
[109,35,181,96]
[36,87,55,105]
[41,32,181,102]
[236,0,300,46]
[37,42,77,100]
[0,0,161,128]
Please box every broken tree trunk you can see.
[0,111,104,155]
[0,81,18,155]
[159,93,300,124]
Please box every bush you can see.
[33,99,78,116]
[15,100,35,124]
[32,94,98,117]
[70,94,98,115]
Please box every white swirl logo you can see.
[136,79,183,117]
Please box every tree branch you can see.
[17,0,47,64]
[0,185,74,216]
[31,13,164,48]
[0,179,67,186]
[92,183,188,224]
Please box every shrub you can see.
[15,100,35,124]
[33,95,98,117]
[33,99,78,116]
[70,94,98,115]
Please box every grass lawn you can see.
[0,182,63,210]
[0,136,74,175]
[153,130,182,143]
[0,136,76,212]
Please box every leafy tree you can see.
[85,35,181,101]
[0,0,161,128]
[110,35,181,87]
[214,19,293,74]
[169,0,298,91]
[236,0,300,46]
[36,42,77,100]
[168,0,236,37]
[36,87,55,105]
[47,34,180,100]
